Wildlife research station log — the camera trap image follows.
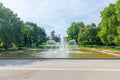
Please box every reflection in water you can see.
[1,48,118,58]
[34,39,80,58]
[31,48,84,58]
[40,49,69,58]
[28,48,118,58]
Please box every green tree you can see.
[22,22,47,47]
[35,27,47,47]
[114,0,120,46]
[98,3,118,46]
[50,31,60,42]
[0,3,47,49]
[50,31,55,40]
[22,23,33,47]
[0,3,23,49]
[67,22,85,43]
[78,23,100,46]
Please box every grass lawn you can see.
[99,47,120,51]
[0,47,40,57]
[68,44,78,48]
[69,48,119,58]
[0,53,33,58]
[0,48,21,53]
[80,45,120,52]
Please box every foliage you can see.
[67,22,85,43]
[98,4,117,46]
[0,3,23,49]
[22,22,47,47]
[98,0,120,46]
[0,3,47,49]
[78,23,101,46]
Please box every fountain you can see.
[46,39,59,49]
[47,40,56,44]
[46,38,78,50]
[32,38,81,58]
[67,39,78,49]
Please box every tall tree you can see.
[22,23,33,47]
[98,3,118,46]
[50,31,60,42]
[51,31,55,39]
[78,23,100,46]
[114,0,120,46]
[67,22,85,43]
[0,3,23,49]
[22,22,47,47]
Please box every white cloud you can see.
[0,0,117,35]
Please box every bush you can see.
[18,47,26,50]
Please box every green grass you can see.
[0,47,43,53]
[27,47,41,50]
[0,48,20,53]
[69,48,119,58]
[80,45,120,52]
[68,44,78,48]
[99,46,120,51]
[0,53,33,58]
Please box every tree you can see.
[78,23,100,46]
[50,31,60,42]
[23,22,47,47]
[98,3,118,46]
[0,3,23,49]
[114,0,120,46]
[35,27,47,47]
[67,22,85,43]
[0,2,47,49]
[50,31,55,39]
[22,23,33,47]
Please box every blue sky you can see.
[0,0,117,36]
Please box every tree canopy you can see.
[78,23,100,46]
[98,0,120,46]
[50,31,60,42]
[0,3,23,49]
[0,3,47,49]
[67,22,85,43]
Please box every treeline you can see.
[0,3,47,49]
[67,22,101,46]
[67,0,120,46]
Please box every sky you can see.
[0,0,117,36]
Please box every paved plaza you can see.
[0,59,120,80]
